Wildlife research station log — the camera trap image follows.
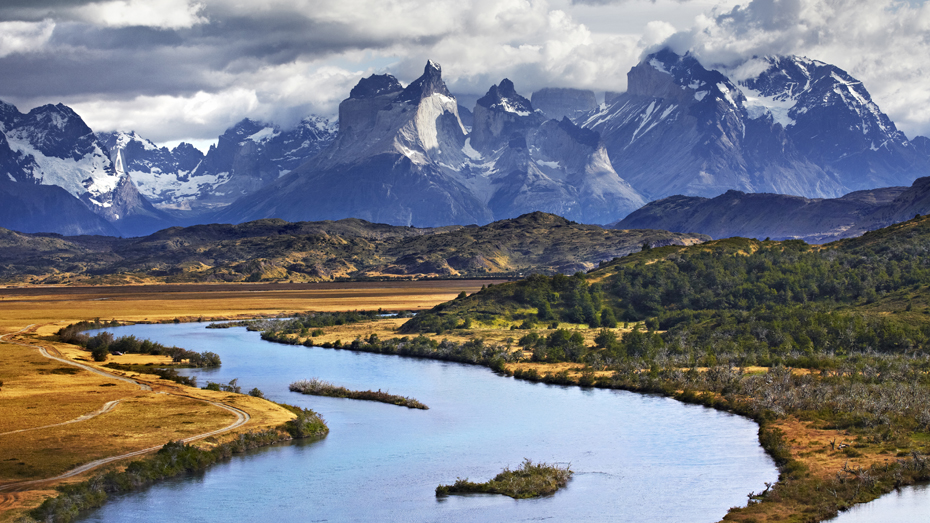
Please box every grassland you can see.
[0,280,492,522]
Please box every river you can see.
[79,322,778,522]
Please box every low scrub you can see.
[436,459,572,499]
[289,378,428,410]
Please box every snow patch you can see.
[462,138,482,161]
[736,84,798,128]
[716,83,738,107]
[694,91,708,102]
[4,133,119,203]
[649,58,669,74]
[494,98,531,116]
[247,127,279,144]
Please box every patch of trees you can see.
[57,323,220,367]
[314,334,520,372]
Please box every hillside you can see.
[0,212,707,284]
[402,213,930,335]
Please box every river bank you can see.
[257,318,930,523]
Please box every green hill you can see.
[401,214,930,362]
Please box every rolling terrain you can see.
[0,212,707,284]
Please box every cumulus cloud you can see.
[0,20,55,58]
[0,0,928,143]
[72,0,207,29]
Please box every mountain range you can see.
[1,49,929,237]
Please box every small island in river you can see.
[436,459,573,499]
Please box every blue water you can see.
[828,483,930,522]
[80,323,778,522]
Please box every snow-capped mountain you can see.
[735,55,927,188]
[215,62,645,227]
[98,116,335,212]
[0,100,166,234]
[581,49,930,201]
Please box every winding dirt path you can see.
[0,325,252,493]
[0,399,122,437]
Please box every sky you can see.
[1,0,928,152]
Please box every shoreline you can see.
[4,301,927,521]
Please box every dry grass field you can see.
[0,280,504,335]
[0,280,495,521]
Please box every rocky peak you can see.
[477,78,533,114]
[349,74,404,99]
[395,60,453,104]
[471,79,543,154]
[16,103,100,160]
[628,49,744,109]
[734,54,916,173]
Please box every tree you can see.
[91,345,109,362]
[600,307,618,329]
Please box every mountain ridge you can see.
[0,212,708,285]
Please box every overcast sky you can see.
[1,0,928,151]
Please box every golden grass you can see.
[0,280,498,335]
[0,394,233,483]
[0,280,492,520]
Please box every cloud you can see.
[1,0,929,144]
[0,20,55,57]
[71,0,207,29]
[664,0,930,137]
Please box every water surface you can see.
[80,323,777,522]
[828,483,930,522]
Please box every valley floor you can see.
[0,280,925,522]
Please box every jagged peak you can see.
[395,60,453,103]
[349,73,404,99]
[477,79,533,115]
[25,103,84,130]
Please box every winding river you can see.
[79,322,778,522]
